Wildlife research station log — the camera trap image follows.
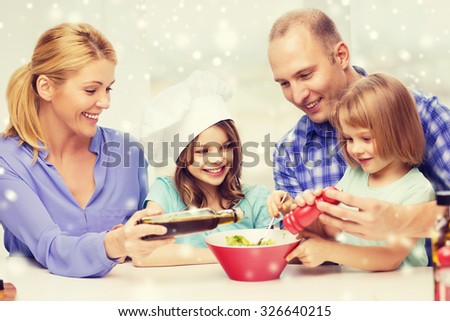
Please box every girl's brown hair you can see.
[4,23,117,161]
[330,73,425,168]
[174,120,244,209]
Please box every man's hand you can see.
[318,189,393,240]
[316,188,426,240]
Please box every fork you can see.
[256,192,289,245]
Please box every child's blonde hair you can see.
[331,73,425,168]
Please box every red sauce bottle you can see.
[283,186,339,234]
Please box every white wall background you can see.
[0,0,449,193]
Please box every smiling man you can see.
[268,8,450,195]
[268,8,363,196]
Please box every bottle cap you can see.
[436,191,450,206]
[218,207,244,223]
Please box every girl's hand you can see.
[291,188,323,210]
[266,190,292,218]
[286,230,332,267]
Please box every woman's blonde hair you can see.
[174,120,244,209]
[330,73,425,168]
[4,23,117,160]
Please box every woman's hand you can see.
[104,208,174,260]
[110,224,126,263]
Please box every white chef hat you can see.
[141,70,233,164]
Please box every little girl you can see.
[271,73,434,271]
[134,70,273,266]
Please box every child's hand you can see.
[266,190,292,218]
[286,230,333,267]
[290,188,324,212]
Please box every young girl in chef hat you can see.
[136,70,274,266]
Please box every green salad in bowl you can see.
[225,235,275,246]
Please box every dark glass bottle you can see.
[138,207,244,240]
[432,191,450,301]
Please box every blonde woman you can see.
[0,23,173,278]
